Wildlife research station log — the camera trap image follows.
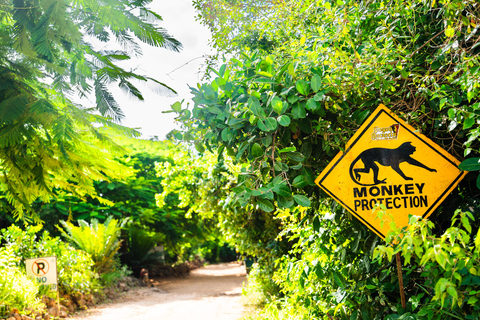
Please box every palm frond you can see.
[0,94,29,124]
[145,77,177,97]
[138,8,163,24]
[94,79,124,122]
[118,79,144,100]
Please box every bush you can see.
[0,225,99,297]
[374,210,480,319]
[0,246,42,318]
[120,227,163,276]
[58,217,125,274]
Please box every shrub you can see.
[58,217,126,274]
[374,210,480,319]
[0,246,42,318]
[120,227,163,276]
[0,225,99,296]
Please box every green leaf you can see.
[195,142,205,153]
[171,101,182,112]
[313,216,320,232]
[249,97,266,117]
[463,117,475,129]
[333,272,345,288]
[279,146,296,153]
[265,117,278,131]
[292,103,306,119]
[296,80,310,96]
[277,115,291,127]
[310,74,322,92]
[251,143,263,158]
[258,119,268,131]
[277,195,294,208]
[273,183,291,197]
[459,158,480,171]
[445,27,455,38]
[271,96,284,114]
[292,175,308,188]
[261,135,273,147]
[306,98,319,112]
[293,194,311,207]
[257,198,275,212]
[287,152,305,162]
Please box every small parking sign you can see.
[26,256,58,291]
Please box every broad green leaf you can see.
[459,158,480,171]
[295,80,310,96]
[273,183,291,197]
[194,142,205,153]
[292,175,308,188]
[174,132,183,140]
[277,195,294,208]
[219,64,226,77]
[171,101,182,112]
[306,98,319,112]
[333,272,344,288]
[287,152,305,162]
[248,97,266,117]
[261,135,273,147]
[264,117,278,131]
[207,106,223,114]
[251,143,263,158]
[311,74,322,92]
[288,95,299,104]
[277,115,291,127]
[464,117,475,129]
[293,194,311,207]
[258,119,268,131]
[292,103,306,119]
[271,96,284,114]
[257,198,275,212]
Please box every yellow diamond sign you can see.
[315,105,467,239]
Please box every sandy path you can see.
[72,262,247,320]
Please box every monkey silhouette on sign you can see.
[349,142,437,186]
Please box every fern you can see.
[58,217,127,274]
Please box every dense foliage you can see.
[163,0,480,319]
[0,0,181,217]
[0,225,99,313]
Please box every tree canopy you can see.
[0,0,181,217]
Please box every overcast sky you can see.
[112,0,215,140]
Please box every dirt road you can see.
[73,262,247,320]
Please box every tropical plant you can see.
[374,210,480,319]
[0,0,181,217]
[0,246,42,318]
[121,226,163,275]
[58,217,126,274]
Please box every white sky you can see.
[112,0,215,140]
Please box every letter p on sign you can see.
[26,256,58,291]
